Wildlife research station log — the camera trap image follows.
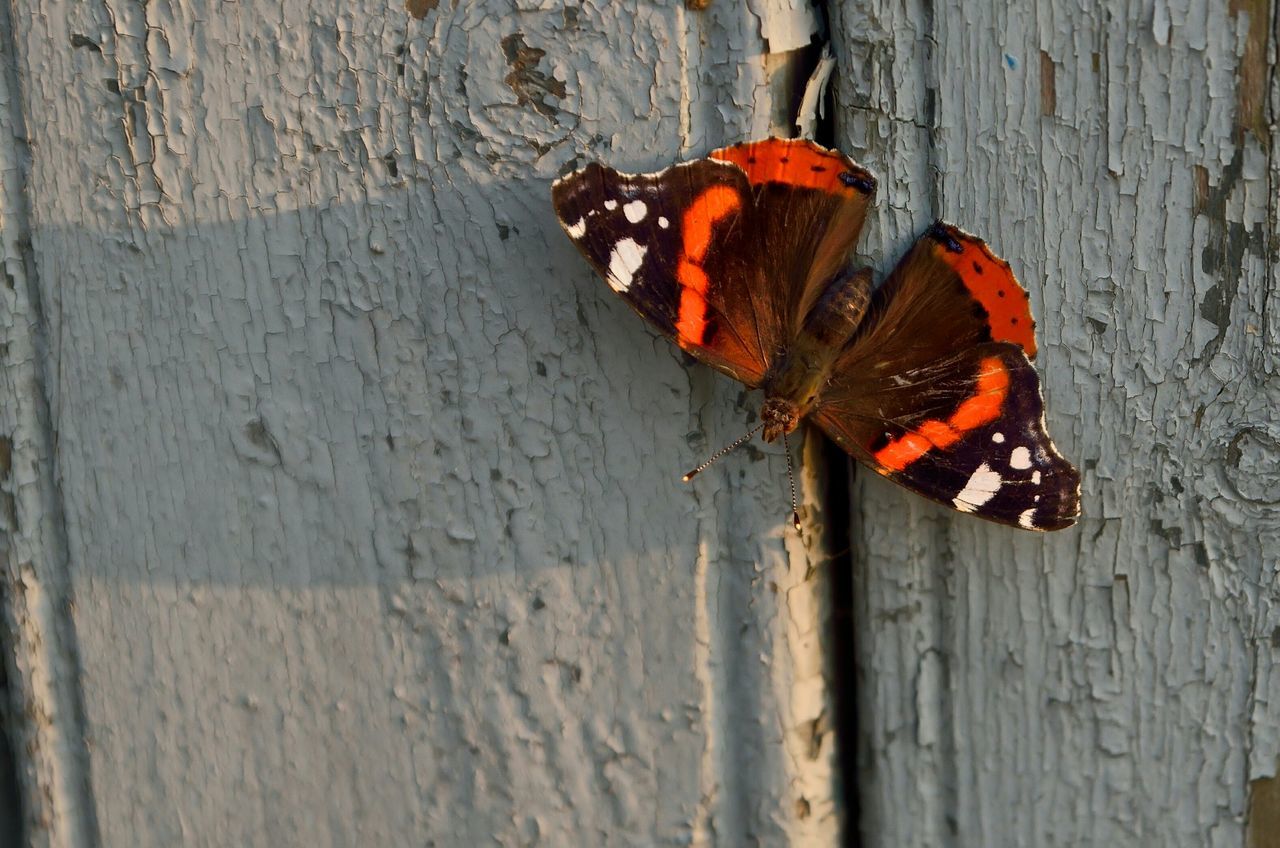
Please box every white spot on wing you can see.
[606,238,646,292]
[1031,470,1042,485]
[1018,508,1037,529]
[604,199,618,211]
[1009,446,1032,470]
[953,462,1002,513]
[565,218,586,239]
[623,200,647,223]
[992,433,1005,443]
[658,216,670,229]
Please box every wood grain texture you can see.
[0,4,98,845]
[0,0,842,845]
[833,0,1280,845]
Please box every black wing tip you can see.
[1030,504,1082,531]
[838,169,877,194]
[927,220,967,253]
[1019,463,1083,531]
[926,220,1017,270]
[551,160,603,190]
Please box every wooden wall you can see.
[835,1,1280,844]
[0,0,1275,845]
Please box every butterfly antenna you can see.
[681,422,765,482]
[783,432,801,531]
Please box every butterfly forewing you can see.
[552,139,878,388]
[552,159,770,386]
[710,139,876,339]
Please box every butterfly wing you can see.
[708,139,877,353]
[551,139,877,387]
[552,158,768,385]
[813,223,1081,530]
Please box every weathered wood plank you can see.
[0,1,843,845]
[834,0,1279,844]
[0,4,99,845]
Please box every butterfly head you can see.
[761,397,801,443]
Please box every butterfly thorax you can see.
[760,397,801,442]
[760,268,873,442]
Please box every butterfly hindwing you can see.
[815,224,1080,530]
[815,345,1079,530]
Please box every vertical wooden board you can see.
[827,3,947,844]
[835,0,1280,845]
[0,0,842,845]
[0,2,99,844]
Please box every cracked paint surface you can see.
[833,0,1279,845]
[0,0,841,845]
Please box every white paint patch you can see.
[565,218,587,239]
[1009,446,1032,470]
[992,433,1005,443]
[1031,470,1042,485]
[953,462,1002,513]
[658,216,669,229]
[604,199,618,211]
[606,238,646,292]
[623,200,647,223]
[1018,508,1037,529]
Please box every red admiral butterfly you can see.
[551,138,1080,531]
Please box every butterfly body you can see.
[759,267,873,442]
[552,138,1081,531]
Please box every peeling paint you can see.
[1,0,845,845]
[1,1,101,844]
[1250,766,1280,848]
[1228,0,1272,142]
[1039,50,1055,117]
[500,33,565,120]
[833,0,1280,844]
[404,0,438,20]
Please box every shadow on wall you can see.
[34,173,790,589]
[0,642,23,846]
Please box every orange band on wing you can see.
[874,432,934,472]
[949,359,1011,430]
[874,356,1010,472]
[676,262,710,343]
[917,419,962,450]
[676,186,742,346]
[681,186,741,261]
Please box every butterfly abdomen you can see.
[760,268,873,441]
[801,267,873,349]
